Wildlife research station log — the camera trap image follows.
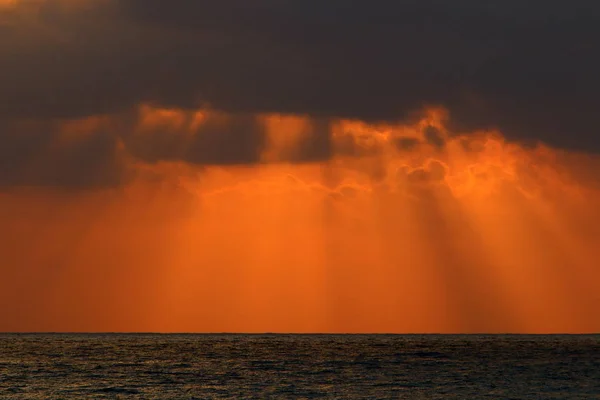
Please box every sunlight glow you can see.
[1,105,599,333]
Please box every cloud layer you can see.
[1,0,600,187]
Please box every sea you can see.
[0,334,598,399]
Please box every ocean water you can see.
[0,334,598,399]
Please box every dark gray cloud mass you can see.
[0,119,126,189]
[115,0,600,151]
[125,112,267,166]
[1,0,600,187]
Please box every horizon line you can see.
[1,332,599,336]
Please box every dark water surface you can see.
[0,334,598,399]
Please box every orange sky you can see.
[1,105,599,333]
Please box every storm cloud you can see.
[1,0,600,188]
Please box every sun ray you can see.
[2,104,599,332]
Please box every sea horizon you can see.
[2,332,599,336]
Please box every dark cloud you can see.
[119,0,600,152]
[269,118,334,163]
[127,112,266,165]
[0,110,335,188]
[0,120,126,189]
[289,120,333,163]
[394,137,420,151]
[1,0,600,188]
[423,127,446,149]
[127,112,337,166]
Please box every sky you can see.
[1,0,600,333]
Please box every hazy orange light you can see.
[1,105,599,333]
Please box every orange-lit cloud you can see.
[1,105,599,333]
